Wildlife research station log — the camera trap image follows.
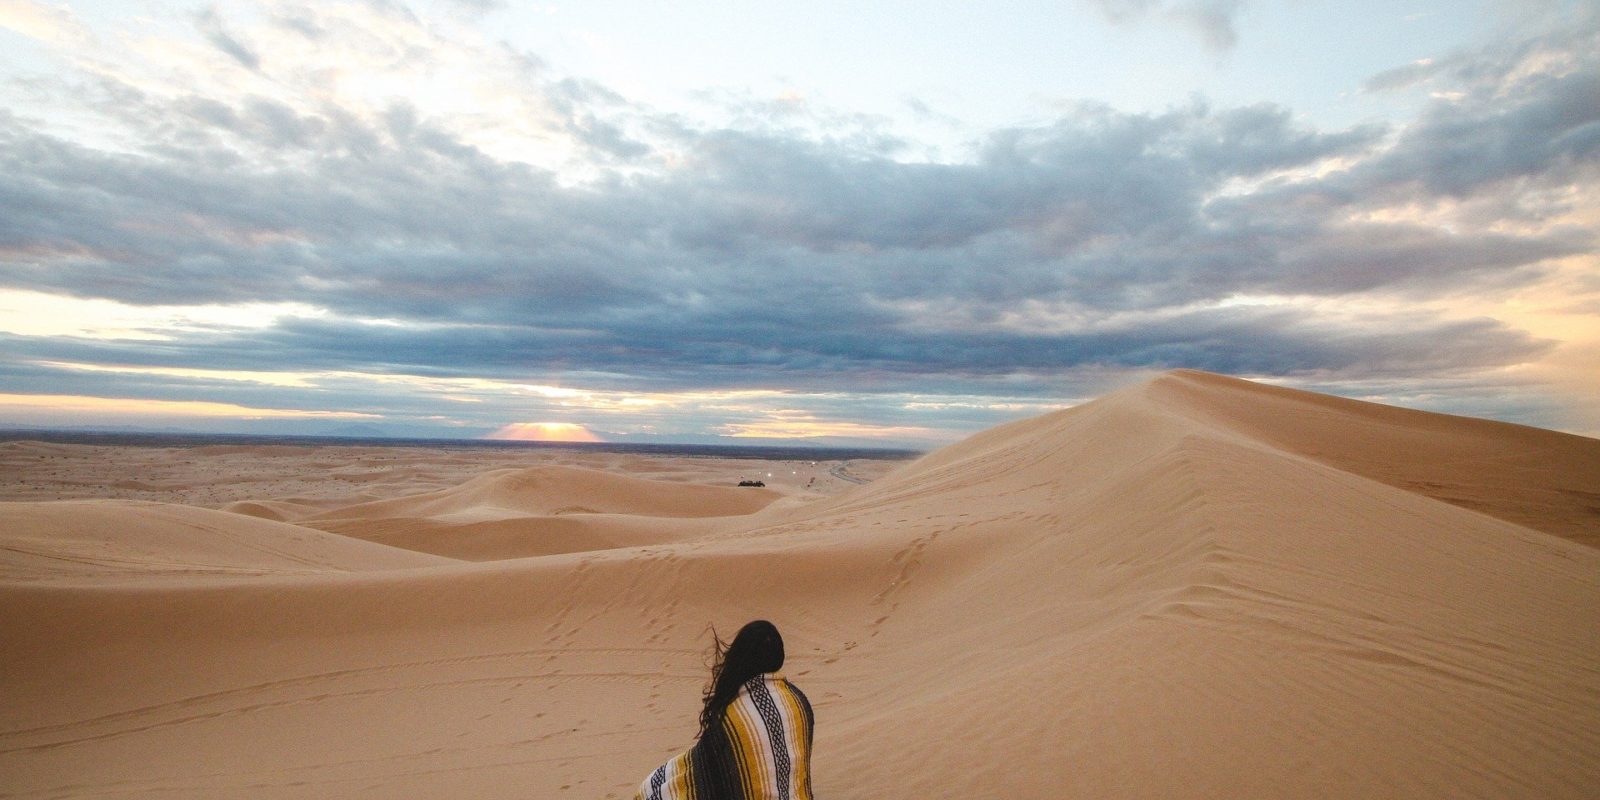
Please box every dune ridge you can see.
[300,465,784,560]
[0,500,452,583]
[306,464,778,521]
[1,370,1596,798]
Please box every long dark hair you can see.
[699,620,785,736]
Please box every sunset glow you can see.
[0,393,379,420]
[485,422,605,443]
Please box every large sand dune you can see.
[2,370,1597,798]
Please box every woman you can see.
[635,620,815,800]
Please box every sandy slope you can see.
[1,371,1596,799]
[1151,370,1600,546]
[305,465,781,521]
[0,500,451,583]
[299,466,783,559]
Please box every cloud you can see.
[1081,0,1249,51]
[0,42,1576,322]
[442,0,505,13]
[1172,0,1245,51]
[0,1,1596,439]
[0,391,377,420]
[1083,0,1162,23]
[0,0,89,45]
[195,6,261,70]
[0,295,1557,444]
[1344,11,1600,214]
[1363,59,1444,93]
[0,296,1554,399]
[0,36,1579,369]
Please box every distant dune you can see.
[1,371,1596,798]
[307,464,780,520]
[0,500,450,583]
[301,465,784,560]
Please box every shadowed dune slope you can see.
[1,371,1596,799]
[220,500,330,523]
[1149,369,1600,545]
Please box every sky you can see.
[0,0,1596,447]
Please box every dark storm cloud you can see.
[0,4,1594,403]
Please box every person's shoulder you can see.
[760,672,810,699]
[740,671,796,693]
[768,674,813,717]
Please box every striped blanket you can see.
[635,673,814,800]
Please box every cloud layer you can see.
[1,1,1597,442]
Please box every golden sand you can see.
[3,371,1597,798]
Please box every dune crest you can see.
[1150,370,1600,545]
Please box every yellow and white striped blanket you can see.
[635,673,814,800]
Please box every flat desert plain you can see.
[2,370,1598,798]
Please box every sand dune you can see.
[309,464,780,521]
[1,371,1596,798]
[299,465,783,560]
[0,440,79,457]
[1150,369,1600,545]
[0,500,451,583]
[219,499,336,523]
[308,512,736,561]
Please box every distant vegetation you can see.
[737,480,766,487]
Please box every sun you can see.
[485,422,604,443]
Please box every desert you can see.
[1,370,1597,798]
[5,2,1599,797]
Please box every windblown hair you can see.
[699,620,785,737]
